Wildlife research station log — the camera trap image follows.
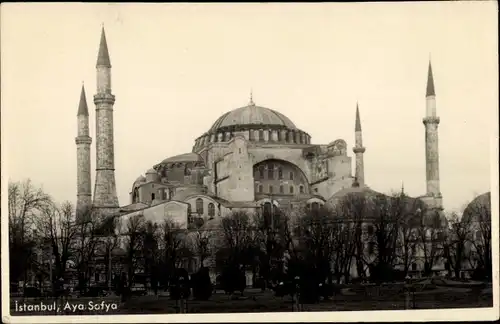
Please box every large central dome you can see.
[192,99,311,152]
[208,101,297,133]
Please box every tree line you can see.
[8,179,492,296]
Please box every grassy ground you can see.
[10,285,493,315]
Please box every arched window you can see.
[269,185,274,194]
[187,205,193,223]
[151,193,156,200]
[279,185,284,194]
[263,202,272,219]
[258,185,263,193]
[162,189,167,200]
[299,185,304,194]
[259,166,265,179]
[208,203,215,219]
[278,167,283,179]
[196,198,204,215]
[367,225,374,235]
[259,130,264,141]
[133,188,139,203]
[289,172,294,180]
[290,185,294,194]
[268,164,274,179]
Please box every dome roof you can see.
[135,175,146,182]
[160,152,204,165]
[208,102,297,133]
[327,186,382,203]
[463,192,491,222]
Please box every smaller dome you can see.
[160,152,204,165]
[328,186,381,202]
[463,192,491,222]
[146,168,157,174]
[135,175,146,182]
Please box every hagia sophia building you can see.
[76,28,445,248]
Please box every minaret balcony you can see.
[423,116,440,125]
[353,146,366,154]
[75,136,92,145]
[94,93,115,105]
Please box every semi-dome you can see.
[135,175,146,183]
[146,168,157,174]
[208,101,297,133]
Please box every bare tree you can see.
[253,207,292,284]
[464,193,492,280]
[8,180,52,286]
[368,193,408,281]
[189,229,214,270]
[416,208,445,276]
[36,201,78,290]
[219,211,254,267]
[296,205,339,283]
[157,219,186,287]
[123,215,146,288]
[331,194,370,283]
[394,194,423,277]
[443,211,472,278]
[70,208,120,292]
[73,207,100,292]
[141,221,160,292]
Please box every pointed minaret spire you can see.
[93,26,119,216]
[77,84,89,116]
[75,84,92,221]
[249,89,255,106]
[423,57,442,210]
[96,27,111,68]
[353,102,366,187]
[355,102,362,132]
[426,60,435,97]
[401,181,405,195]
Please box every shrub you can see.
[169,268,191,300]
[191,267,213,300]
[220,265,246,294]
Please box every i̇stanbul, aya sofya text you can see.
[14,300,118,313]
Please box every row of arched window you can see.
[191,198,216,218]
[257,165,294,181]
[257,184,304,194]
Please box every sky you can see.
[1,2,498,212]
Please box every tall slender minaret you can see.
[93,27,119,215]
[75,84,92,219]
[353,103,366,187]
[423,60,442,208]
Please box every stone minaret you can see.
[353,103,366,187]
[93,27,119,215]
[423,60,442,207]
[75,84,92,219]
